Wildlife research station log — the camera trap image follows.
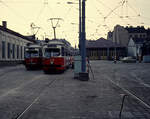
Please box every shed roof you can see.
[86,38,124,48]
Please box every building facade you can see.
[112,25,129,46]
[127,38,143,58]
[86,38,126,60]
[0,21,33,65]
[108,25,150,47]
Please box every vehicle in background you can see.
[24,44,43,70]
[121,56,136,63]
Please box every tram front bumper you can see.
[43,65,65,71]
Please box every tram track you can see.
[106,75,150,110]
[0,74,46,99]
[13,78,57,119]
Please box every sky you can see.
[0,0,150,47]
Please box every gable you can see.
[128,38,135,47]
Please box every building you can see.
[0,21,34,65]
[107,31,113,41]
[126,26,147,39]
[112,25,129,46]
[127,37,144,58]
[86,38,126,60]
[108,25,150,47]
[128,37,150,62]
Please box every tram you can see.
[24,44,43,70]
[42,40,72,73]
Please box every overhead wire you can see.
[56,2,79,45]
[88,0,144,39]
[95,0,133,27]
[35,3,46,22]
[34,0,56,39]
[0,0,28,23]
[88,0,113,39]
[95,0,148,28]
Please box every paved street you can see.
[0,61,150,119]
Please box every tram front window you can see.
[25,50,39,58]
[44,48,60,58]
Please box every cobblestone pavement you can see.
[0,61,150,119]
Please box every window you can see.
[7,43,10,59]
[44,48,60,58]
[2,41,5,59]
[140,35,142,38]
[20,46,22,59]
[135,35,138,38]
[17,45,19,59]
[12,44,15,59]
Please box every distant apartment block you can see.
[108,25,150,61]
[107,25,150,47]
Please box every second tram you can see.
[24,44,43,70]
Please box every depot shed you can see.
[86,38,126,60]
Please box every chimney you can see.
[2,21,7,28]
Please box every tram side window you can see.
[2,41,5,59]
[39,49,42,57]
[61,47,64,56]
[25,50,30,58]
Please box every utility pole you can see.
[48,18,63,39]
[79,0,82,54]
[78,0,88,81]
[81,0,86,72]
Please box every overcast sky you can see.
[0,0,150,47]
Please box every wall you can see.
[0,30,31,65]
[112,25,129,46]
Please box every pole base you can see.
[79,72,89,81]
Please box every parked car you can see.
[121,56,136,63]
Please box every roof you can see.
[48,39,71,47]
[86,38,125,48]
[0,25,35,42]
[125,26,146,33]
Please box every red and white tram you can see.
[24,44,43,70]
[42,40,72,73]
